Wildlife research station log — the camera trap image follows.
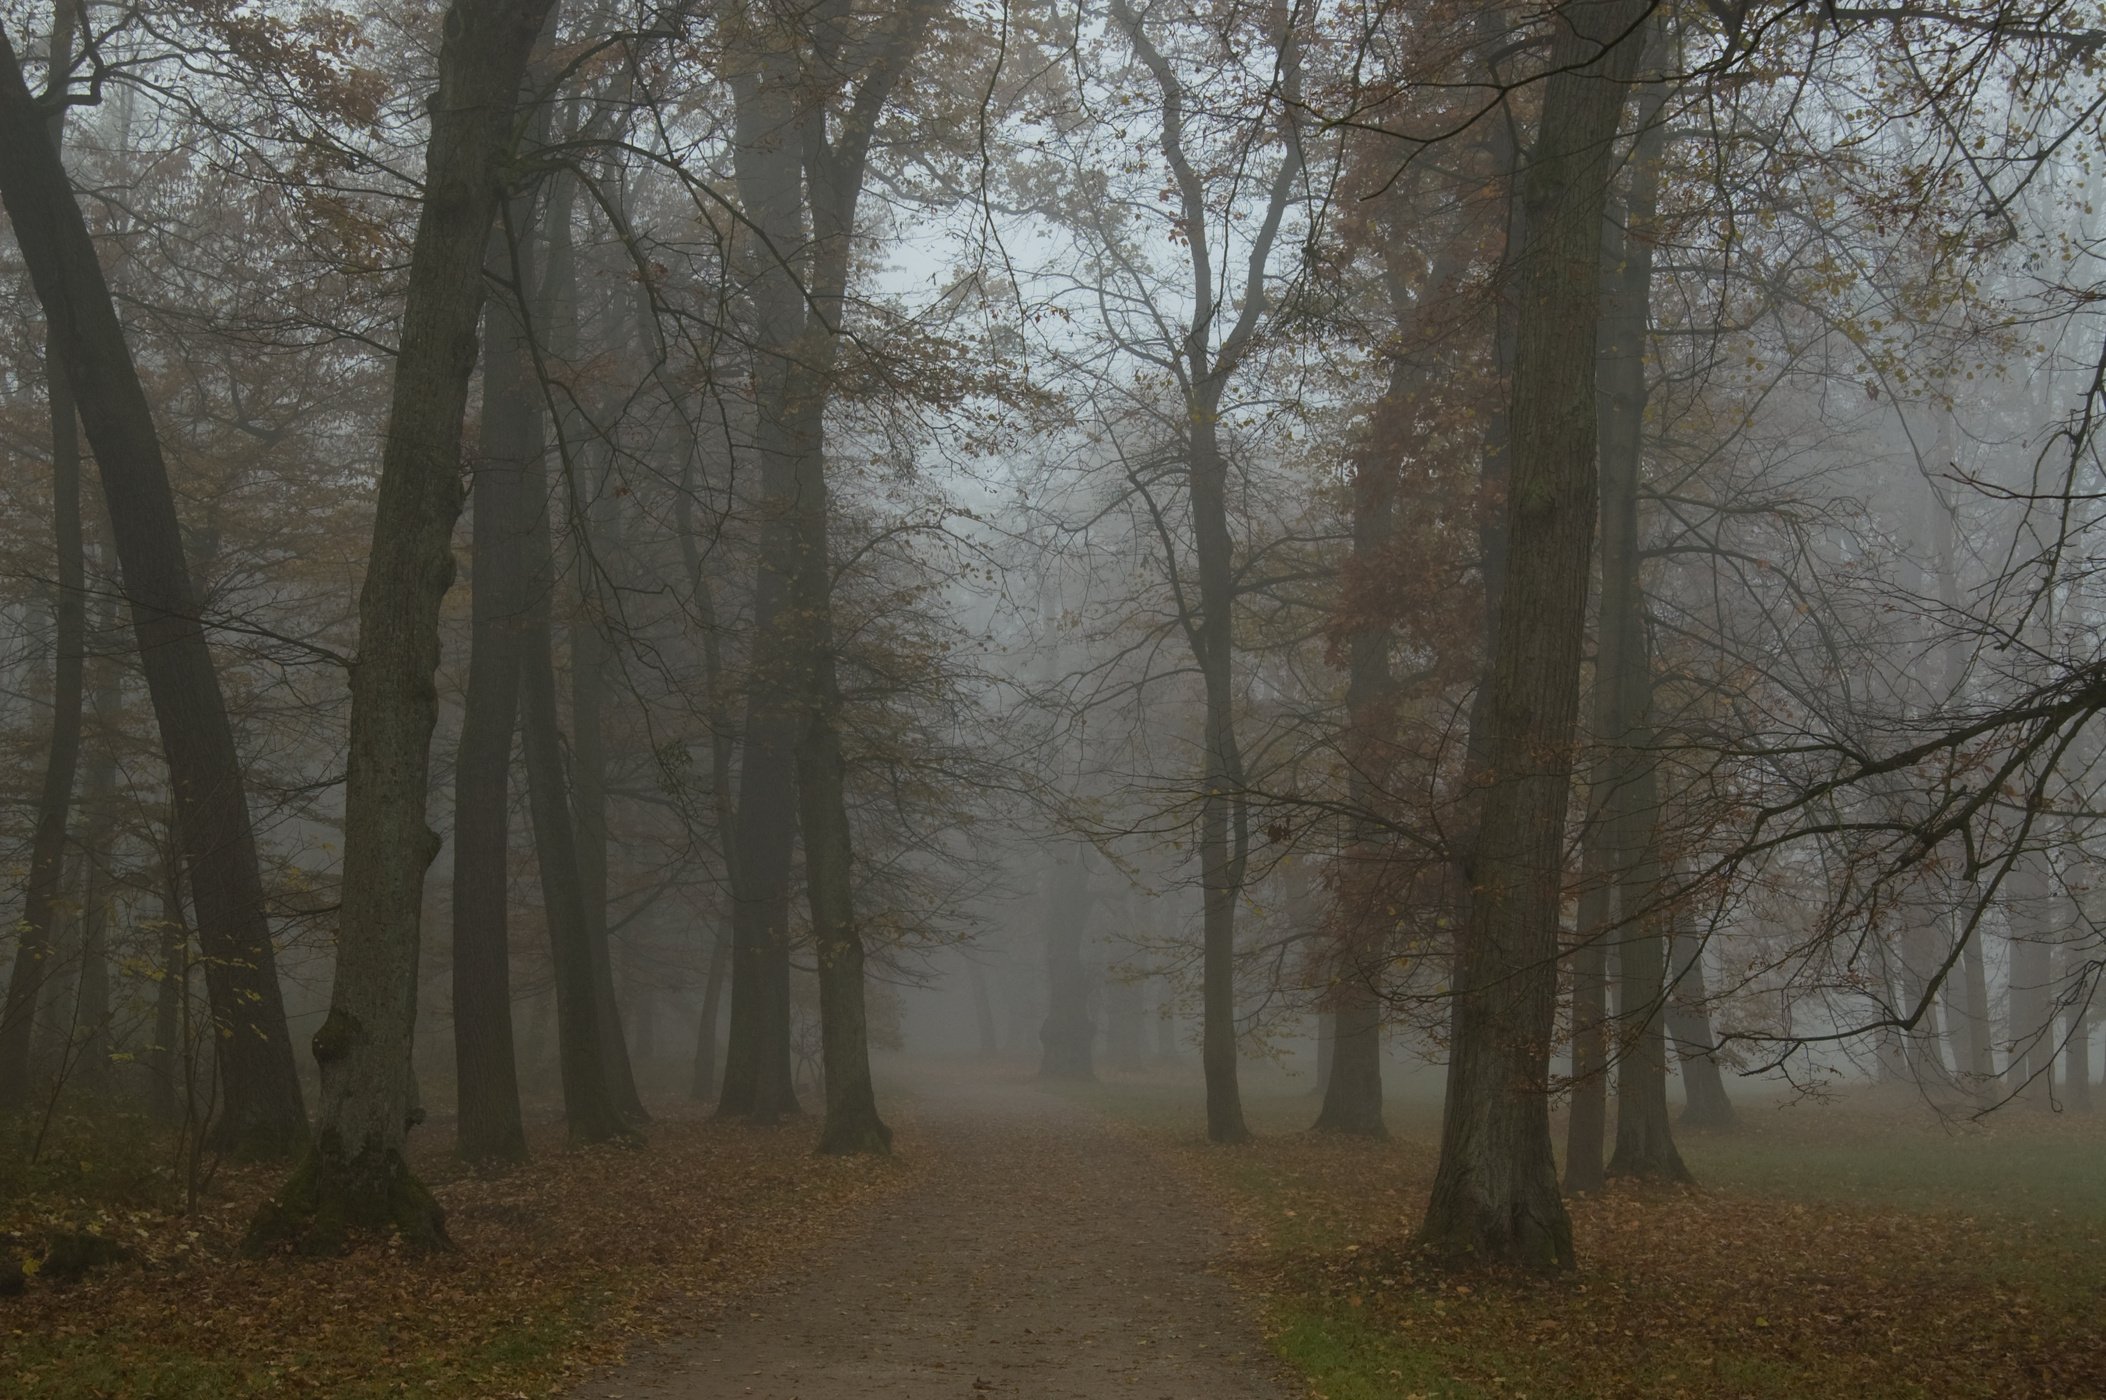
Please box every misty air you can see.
[0,1,2101,1396]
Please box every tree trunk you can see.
[1595,72,1688,1185]
[1039,849,1095,1080]
[1665,916,1735,1129]
[968,956,999,1060]
[148,878,188,1124]
[2064,1001,2093,1113]
[1315,985,1386,1139]
[2004,851,2057,1107]
[543,188,648,1128]
[799,676,891,1152]
[1563,873,1612,1191]
[1957,911,1996,1083]
[668,371,742,1112]
[247,0,557,1253]
[0,16,308,1156]
[0,93,84,1108]
[714,16,810,1128]
[517,361,628,1146]
[70,592,121,1099]
[449,229,535,1168]
[1416,0,1648,1271]
[1190,408,1251,1146]
[1154,980,1179,1062]
[569,484,647,1124]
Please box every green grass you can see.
[1061,1069,2106,1399]
[1270,1304,1492,1400]
[1678,1110,2106,1224]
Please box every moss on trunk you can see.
[246,1130,449,1256]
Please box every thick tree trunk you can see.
[0,17,307,1155]
[1595,82,1688,1185]
[1417,0,1648,1271]
[1315,984,1386,1139]
[1039,849,1096,1080]
[1318,313,1402,1139]
[714,18,810,1128]
[247,0,557,1253]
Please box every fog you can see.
[2,0,2105,1394]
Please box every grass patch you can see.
[1098,1074,2106,1399]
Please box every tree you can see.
[713,0,936,1154]
[1416,0,1650,1271]
[250,0,558,1252]
[0,6,85,1117]
[1103,0,1308,1146]
[0,13,308,1157]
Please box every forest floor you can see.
[1075,1071,2106,1399]
[570,1063,1293,1399]
[10,1062,2106,1398]
[0,1096,910,1397]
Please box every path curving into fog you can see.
[572,1066,1292,1400]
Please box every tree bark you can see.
[0,100,84,1107]
[1665,915,1736,1129]
[516,349,629,1146]
[713,9,810,1127]
[1417,0,1648,1271]
[1595,72,1688,1184]
[543,185,647,1127]
[450,231,535,1167]
[1564,858,1612,1191]
[0,16,308,1155]
[248,0,558,1253]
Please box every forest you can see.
[2,0,2105,1395]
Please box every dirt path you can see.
[572,1067,1294,1399]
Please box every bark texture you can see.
[250,0,558,1252]
[450,234,535,1167]
[1417,0,1648,1271]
